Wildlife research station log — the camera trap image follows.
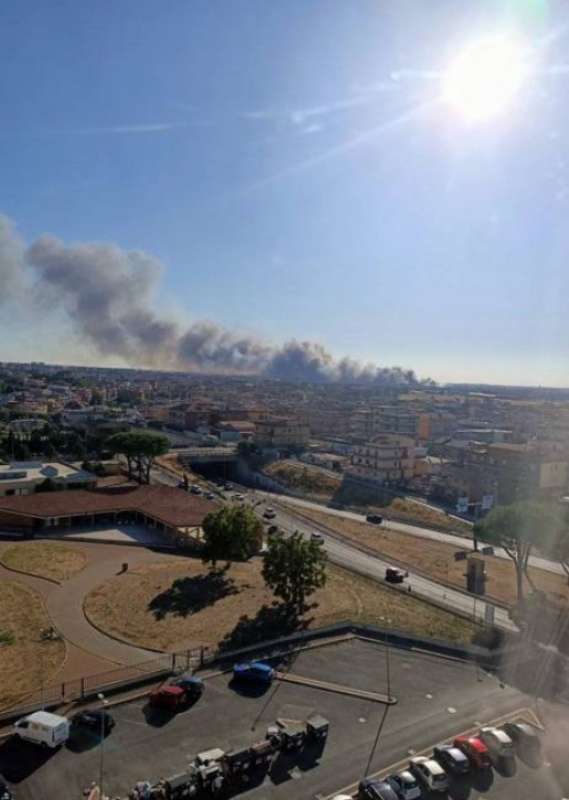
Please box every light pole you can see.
[97,692,108,800]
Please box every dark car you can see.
[0,780,13,800]
[72,709,115,734]
[502,722,542,761]
[366,513,383,525]
[171,674,204,699]
[359,778,399,800]
[433,745,470,775]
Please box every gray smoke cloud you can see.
[0,214,431,386]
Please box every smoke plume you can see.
[0,214,432,386]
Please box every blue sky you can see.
[1,0,569,385]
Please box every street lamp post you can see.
[97,693,108,800]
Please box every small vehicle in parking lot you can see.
[385,769,422,799]
[385,567,405,584]
[502,721,542,761]
[366,513,383,524]
[149,685,190,712]
[453,735,491,768]
[409,757,448,793]
[14,710,70,748]
[0,779,13,800]
[263,508,276,519]
[71,709,115,735]
[311,532,325,545]
[433,744,470,775]
[171,674,204,699]
[479,726,514,758]
[233,661,274,684]
[359,777,399,800]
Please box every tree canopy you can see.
[262,532,327,614]
[201,506,263,568]
[474,501,558,605]
[106,430,169,483]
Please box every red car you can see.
[149,685,188,711]
[453,735,491,768]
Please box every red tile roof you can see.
[0,485,216,529]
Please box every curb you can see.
[0,558,63,586]
[81,592,165,658]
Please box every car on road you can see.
[232,493,245,501]
[232,661,274,684]
[263,508,276,519]
[385,567,405,583]
[0,779,12,800]
[311,532,325,545]
[433,744,470,775]
[502,721,542,761]
[408,757,448,793]
[453,735,491,768]
[359,777,399,800]
[190,485,202,495]
[205,492,215,500]
[71,709,115,735]
[385,769,422,799]
[170,674,204,699]
[267,524,280,537]
[479,726,515,758]
[224,483,233,491]
[366,513,383,524]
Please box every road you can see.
[254,491,565,578]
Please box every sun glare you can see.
[442,36,530,121]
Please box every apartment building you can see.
[254,417,310,450]
[349,434,415,483]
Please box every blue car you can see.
[232,661,274,684]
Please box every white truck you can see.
[14,711,70,748]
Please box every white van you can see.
[14,711,70,748]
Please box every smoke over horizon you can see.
[0,214,433,386]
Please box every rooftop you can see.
[0,461,93,484]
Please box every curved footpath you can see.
[0,541,178,683]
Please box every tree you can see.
[474,501,556,605]
[202,506,263,569]
[106,430,169,483]
[262,532,327,614]
[543,503,569,585]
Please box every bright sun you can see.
[442,36,530,121]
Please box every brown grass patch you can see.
[265,461,341,498]
[0,582,65,709]
[288,505,569,608]
[2,541,87,582]
[385,498,471,535]
[84,558,476,653]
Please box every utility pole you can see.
[97,693,109,800]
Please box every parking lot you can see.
[0,637,566,800]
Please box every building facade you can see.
[349,435,415,483]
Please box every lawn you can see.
[285,505,569,609]
[1,541,87,582]
[84,558,477,653]
[0,581,66,709]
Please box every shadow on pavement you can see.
[492,755,517,778]
[228,677,271,699]
[142,703,177,727]
[448,774,472,800]
[0,737,58,783]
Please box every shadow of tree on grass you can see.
[148,570,238,620]
[219,602,314,651]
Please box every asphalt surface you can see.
[0,638,552,800]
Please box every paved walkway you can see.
[0,540,184,683]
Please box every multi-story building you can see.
[254,417,310,450]
[349,435,415,483]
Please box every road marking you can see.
[322,706,542,799]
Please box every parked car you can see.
[502,722,542,761]
[14,711,70,748]
[311,532,325,545]
[149,685,190,712]
[359,778,399,800]
[0,780,12,800]
[385,567,405,584]
[171,674,204,699]
[233,661,274,684]
[386,770,422,799]
[71,709,115,735]
[263,508,276,519]
[433,745,470,775]
[409,757,448,793]
[453,735,491,768]
[479,726,515,758]
[366,513,383,524]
